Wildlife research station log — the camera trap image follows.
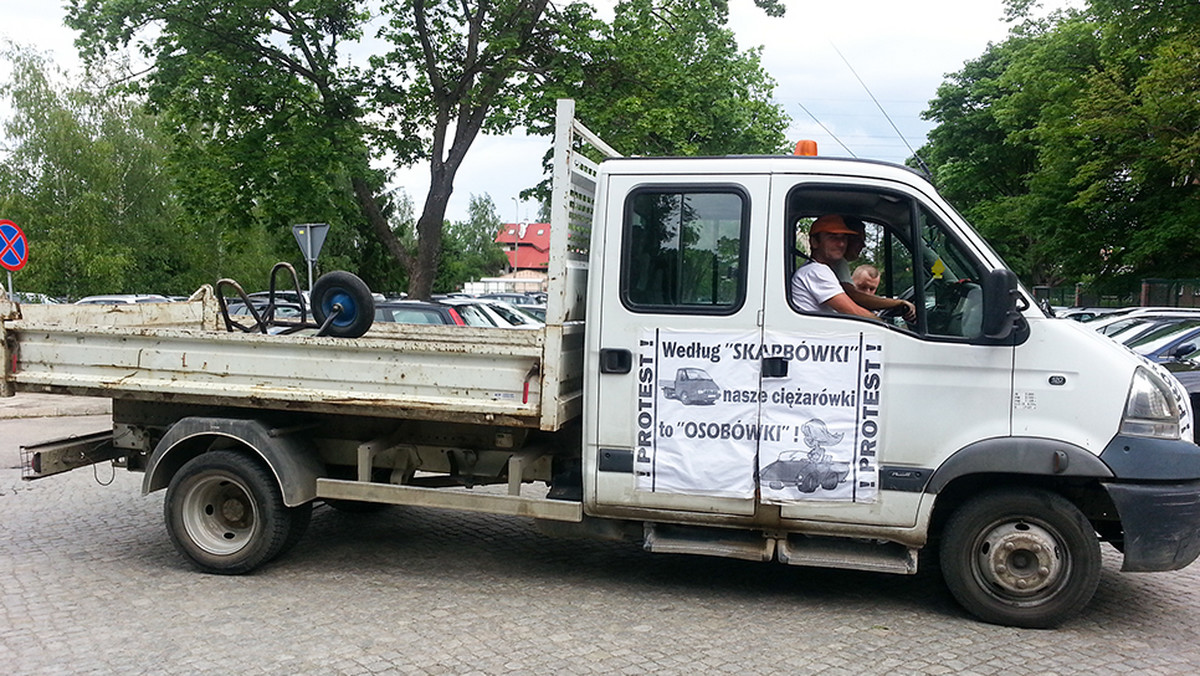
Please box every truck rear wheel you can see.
[939,488,1100,628]
[165,451,303,574]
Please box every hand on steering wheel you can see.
[877,299,917,323]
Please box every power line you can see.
[795,102,857,157]
[828,41,932,174]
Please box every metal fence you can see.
[1032,279,1200,309]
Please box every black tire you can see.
[798,473,819,493]
[165,451,292,574]
[324,499,393,514]
[679,390,691,405]
[820,474,840,491]
[311,271,375,338]
[939,488,1101,628]
[274,500,313,560]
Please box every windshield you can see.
[1127,319,1200,352]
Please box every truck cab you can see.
[580,142,1200,627]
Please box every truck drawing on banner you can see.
[659,367,720,405]
[7,99,1200,630]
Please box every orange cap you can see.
[810,214,858,237]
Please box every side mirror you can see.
[982,269,1021,339]
[1170,343,1196,361]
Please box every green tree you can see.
[435,194,508,292]
[919,2,1200,294]
[65,0,789,299]
[521,0,790,204]
[562,0,789,156]
[0,46,217,298]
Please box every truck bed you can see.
[0,294,584,430]
[0,100,605,433]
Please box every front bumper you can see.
[1103,481,1200,571]
[1100,434,1200,571]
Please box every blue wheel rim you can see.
[321,289,359,327]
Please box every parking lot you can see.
[3,409,1200,674]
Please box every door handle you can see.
[762,356,789,378]
[599,348,633,374]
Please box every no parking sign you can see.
[0,220,28,272]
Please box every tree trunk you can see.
[352,175,415,281]
[408,177,454,300]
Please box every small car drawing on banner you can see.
[761,419,851,493]
[658,367,720,405]
[761,449,851,493]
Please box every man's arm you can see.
[841,284,917,322]
[823,292,879,319]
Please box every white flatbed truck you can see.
[7,100,1200,628]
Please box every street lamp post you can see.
[511,197,521,276]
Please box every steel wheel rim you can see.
[973,518,1068,602]
[181,475,258,556]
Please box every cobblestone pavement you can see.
[2,412,1200,675]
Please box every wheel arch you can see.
[924,437,1120,544]
[142,416,323,507]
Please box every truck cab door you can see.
[585,173,770,517]
[759,176,1015,528]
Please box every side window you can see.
[917,207,986,339]
[786,185,987,340]
[622,188,748,314]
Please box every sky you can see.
[0,1,1074,225]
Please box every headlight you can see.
[1120,367,1181,439]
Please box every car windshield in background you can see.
[479,292,542,306]
[518,305,546,322]
[373,301,465,326]
[452,303,498,327]
[485,300,543,327]
[227,302,305,320]
[246,290,309,306]
[1108,317,1200,344]
[1125,319,1200,349]
[1128,323,1200,362]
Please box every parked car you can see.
[517,304,546,322]
[1088,307,1200,335]
[481,299,543,328]
[373,300,465,326]
[8,292,62,304]
[74,294,172,305]
[226,301,306,321]
[1127,320,1200,363]
[246,290,310,306]
[440,298,542,329]
[478,292,543,307]
[1057,307,1125,322]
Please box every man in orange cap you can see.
[791,215,915,321]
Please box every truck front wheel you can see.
[165,451,304,574]
[939,488,1100,628]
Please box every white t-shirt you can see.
[790,261,844,312]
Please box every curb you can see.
[0,394,112,420]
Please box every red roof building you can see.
[496,222,550,272]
